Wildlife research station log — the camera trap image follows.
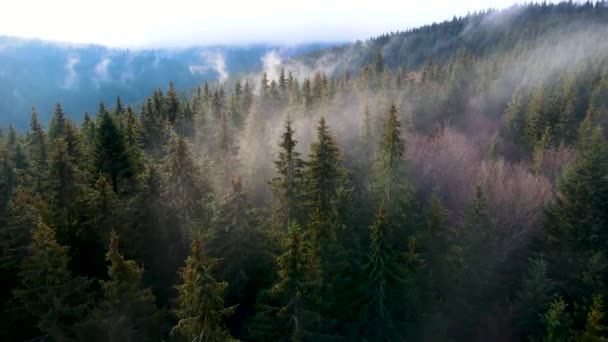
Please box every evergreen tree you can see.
[269,119,306,231]
[305,116,349,218]
[359,209,406,341]
[48,103,67,142]
[370,104,411,216]
[171,236,236,342]
[164,82,181,123]
[93,105,133,193]
[515,258,555,340]
[14,222,92,341]
[78,232,162,342]
[82,112,96,147]
[540,297,571,342]
[250,223,319,341]
[27,108,47,174]
[208,178,273,338]
[543,126,608,299]
[163,135,213,234]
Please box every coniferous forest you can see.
[3,2,608,341]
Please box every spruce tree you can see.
[93,105,133,193]
[171,236,235,342]
[14,222,92,341]
[359,209,406,341]
[164,81,181,123]
[48,103,66,142]
[251,223,319,341]
[543,126,608,299]
[162,135,213,234]
[78,232,162,342]
[269,119,306,231]
[515,258,555,340]
[370,104,411,216]
[305,116,348,218]
[208,178,273,338]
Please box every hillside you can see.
[0,36,333,127]
[2,2,608,341]
[287,2,608,73]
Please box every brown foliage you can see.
[408,127,552,257]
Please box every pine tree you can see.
[139,97,168,158]
[505,86,527,146]
[543,126,608,299]
[516,258,555,339]
[250,223,319,341]
[114,96,125,116]
[14,222,92,341]
[571,294,608,341]
[162,135,213,255]
[171,236,236,342]
[208,178,273,338]
[359,209,406,341]
[78,232,162,342]
[93,105,133,193]
[27,108,47,174]
[48,103,67,142]
[525,85,548,149]
[374,50,384,75]
[269,119,306,231]
[370,104,411,215]
[305,116,348,218]
[422,192,453,302]
[48,138,84,227]
[82,112,96,147]
[127,165,176,305]
[164,81,181,123]
[540,297,571,342]
[452,186,500,338]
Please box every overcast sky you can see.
[1,0,557,48]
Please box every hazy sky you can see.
[1,0,554,47]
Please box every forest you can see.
[2,1,608,341]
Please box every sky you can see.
[0,0,557,48]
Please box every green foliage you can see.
[171,236,236,342]
[77,232,163,341]
[269,119,306,231]
[14,222,92,341]
[359,209,406,341]
[93,105,134,193]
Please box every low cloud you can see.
[62,55,79,89]
[189,52,229,83]
[95,57,112,82]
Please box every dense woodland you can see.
[2,2,608,341]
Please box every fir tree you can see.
[78,232,162,342]
[250,223,319,341]
[370,104,411,215]
[359,209,406,341]
[48,103,67,142]
[269,119,306,231]
[305,116,348,218]
[14,222,92,341]
[93,105,133,193]
[171,236,236,342]
[543,126,608,299]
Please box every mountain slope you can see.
[0,36,333,127]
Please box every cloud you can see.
[62,55,79,89]
[95,57,112,82]
[262,50,282,80]
[189,51,229,83]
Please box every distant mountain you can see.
[286,2,608,75]
[0,36,334,128]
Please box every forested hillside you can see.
[2,1,608,341]
[0,37,331,128]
